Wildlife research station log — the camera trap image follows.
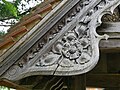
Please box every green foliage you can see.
[0,0,42,34]
[2,0,18,17]
[13,0,21,8]
[0,30,6,37]
[0,0,19,20]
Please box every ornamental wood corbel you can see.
[1,0,120,81]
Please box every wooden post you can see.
[68,74,86,90]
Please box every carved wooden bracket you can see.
[1,0,120,81]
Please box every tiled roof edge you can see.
[0,0,68,62]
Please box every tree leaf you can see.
[2,0,18,17]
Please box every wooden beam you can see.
[0,79,29,90]
[98,22,120,52]
[86,74,120,88]
[98,22,120,33]
[100,39,120,52]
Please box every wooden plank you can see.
[100,39,120,50]
[86,74,120,88]
[98,22,120,33]
[67,74,86,90]
[98,22,120,51]
[0,79,29,90]
[100,39,120,52]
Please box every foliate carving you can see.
[17,0,90,68]
[34,0,119,75]
[2,0,120,80]
[36,24,92,67]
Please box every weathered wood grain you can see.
[98,22,120,52]
[0,0,79,76]
[86,74,120,88]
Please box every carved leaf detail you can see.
[36,53,61,66]
[3,0,120,80]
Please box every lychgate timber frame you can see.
[0,0,120,82]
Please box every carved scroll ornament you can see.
[2,0,120,80]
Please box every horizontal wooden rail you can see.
[98,22,120,52]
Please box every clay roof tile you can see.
[0,0,61,55]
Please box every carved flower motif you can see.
[38,29,91,67]
[53,31,91,64]
[63,45,80,60]
[61,32,82,60]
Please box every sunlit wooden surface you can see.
[86,88,104,90]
